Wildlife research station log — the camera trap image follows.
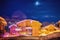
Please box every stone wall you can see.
[0,32,60,40]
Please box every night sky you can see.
[0,0,60,22]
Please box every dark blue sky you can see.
[0,0,60,22]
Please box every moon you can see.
[35,1,40,6]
